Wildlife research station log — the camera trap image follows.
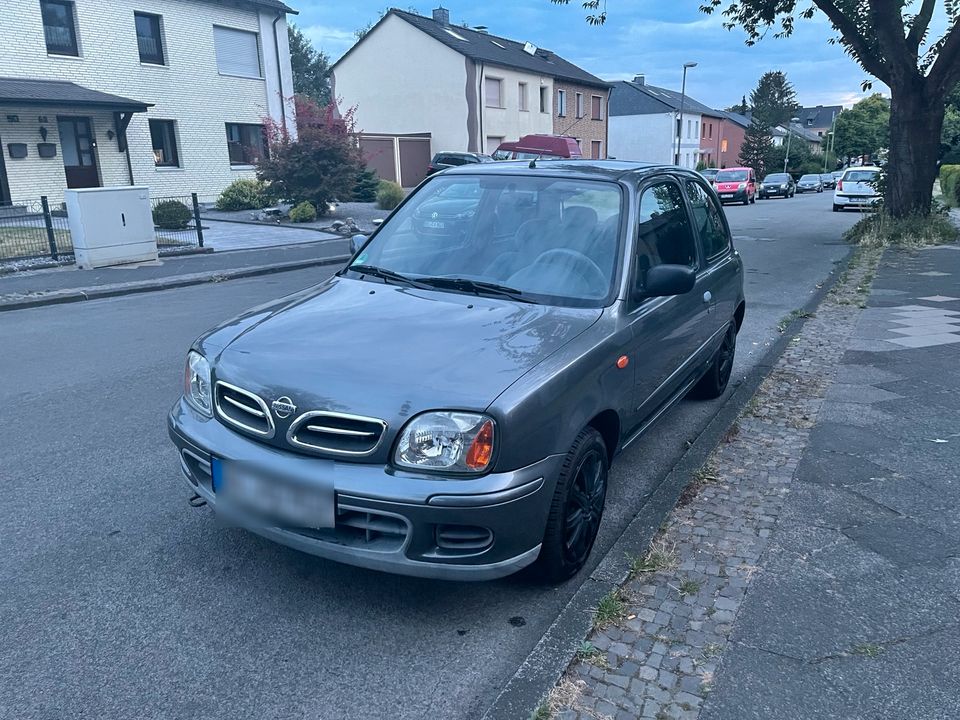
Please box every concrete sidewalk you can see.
[0,238,350,311]
[543,242,960,720]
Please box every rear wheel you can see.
[536,428,608,583]
[690,323,737,400]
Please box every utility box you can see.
[64,186,158,269]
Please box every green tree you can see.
[554,0,960,218]
[725,95,749,114]
[833,94,890,162]
[288,25,331,106]
[750,71,800,128]
[943,84,960,162]
[739,117,774,177]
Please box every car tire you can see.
[689,323,737,400]
[750,194,756,204]
[833,204,842,212]
[742,196,749,206]
[535,427,609,583]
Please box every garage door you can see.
[360,137,397,184]
[398,137,431,187]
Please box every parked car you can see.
[819,173,836,189]
[427,152,493,176]
[758,173,796,199]
[713,167,757,205]
[168,160,746,583]
[698,168,720,183]
[796,174,824,193]
[833,166,882,211]
[831,170,845,184]
[492,134,583,160]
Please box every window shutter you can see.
[213,26,261,78]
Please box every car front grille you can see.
[214,381,275,438]
[286,411,386,457]
[294,506,408,552]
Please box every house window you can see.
[518,82,528,111]
[484,77,502,108]
[135,12,165,65]
[213,26,262,78]
[721,139,728,153]
[40,0,79,56]
[591,140,602,159]
[539,86,548,113]
[557,89,567,117]
[149,119,180,167]
[591,95,602,120]
[225,123,266,165]
[575,92,584,118]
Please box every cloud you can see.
[299,23,356,58]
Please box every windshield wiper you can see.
[417,277,534,303]
[347,264,431,289]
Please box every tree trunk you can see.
[886,80,944,217]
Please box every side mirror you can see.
[350,234,367,254]
[634,264,696,300]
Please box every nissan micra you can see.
[168,161,745,582]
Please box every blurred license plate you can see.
[424,220,445,229]
[720,194,733,199]
[211,458,334,528]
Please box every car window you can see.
[715,169,748,182]
[352,175,624,308]
[844,170,879,182]
[683,179,729,261]
[445,156,468,166]
[634,181,697,293]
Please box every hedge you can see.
[941,164,960,207]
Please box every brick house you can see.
[699,111,748,169]
[552,80,610,160]
[0,0,297,206]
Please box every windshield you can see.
[716,170,748,182]
[763,174,789,183]
[800,175,819,181]
[349,175,624,308]
[491,149,512,160]
[844,170,879,183]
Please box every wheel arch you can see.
[586,409,621,465]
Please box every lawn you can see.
[0,227,73,260]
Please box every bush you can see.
[376,180,405,210]
[152,200,192,229]
[288,201,317,223]
[955,175,960,207]
[940,164,960,206]
[844,212,959,249]
[215,179,268,211]
[351,167,380,202]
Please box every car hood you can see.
[207,276,602,423]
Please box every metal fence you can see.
[0,198,71,262]
[0,192,204,263]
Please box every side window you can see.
[683,179,729,261]
[634,181,697,291]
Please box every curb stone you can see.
[0,254,350,312]
[538,247,882,720]
[480,248,857,720]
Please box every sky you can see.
[290,1,897,110]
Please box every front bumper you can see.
[716,188,748,202]
[759,187,790,197]
[168,399,561,581]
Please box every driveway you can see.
[200,219,340,251]
[0,192,859,720]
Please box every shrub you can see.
[215,179,268,211]
[351,167,380,202]
[844,212,959,249]
[258,96,364,216]
[288,201,317,223]
[955,174,960,207]
[152,200,192,229]
[940,164,960,206]
[376,180,405,210]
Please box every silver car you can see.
[168,161,746,582]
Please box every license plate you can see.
[211,458,335,528]
[423,220,445,229]
[720,194,733,199]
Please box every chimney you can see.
[633,74,645,85]
[432,6,450,26]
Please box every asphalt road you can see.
[0,191,859,720]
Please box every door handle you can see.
[703,291,712,304]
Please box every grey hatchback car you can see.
[168,161,745,582]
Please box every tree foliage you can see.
[833,93,890,161]
[750,71,800,127]
[288,25,331,106]
[739,117,774,177]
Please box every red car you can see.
[713,167,757,205]
[492,134,583,160]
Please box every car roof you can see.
[844,166,881,172]
[439,158,696,182]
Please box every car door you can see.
[682,176,739,358]
[625,177,708,426]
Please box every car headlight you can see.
[781,183,789,189]
[394,411,495,474]
[737,183,746,190]
[184,350,212,416]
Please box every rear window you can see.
[716,169,748,182]
[844,170,879,183]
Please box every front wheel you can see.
[535,427,609,583]
[689,323,737,400]
[833,204,842,212]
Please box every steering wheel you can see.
[529,248,607,293]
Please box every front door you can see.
[57,116,100,189]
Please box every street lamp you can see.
[675,62,698,166]
[783,116,801,174]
